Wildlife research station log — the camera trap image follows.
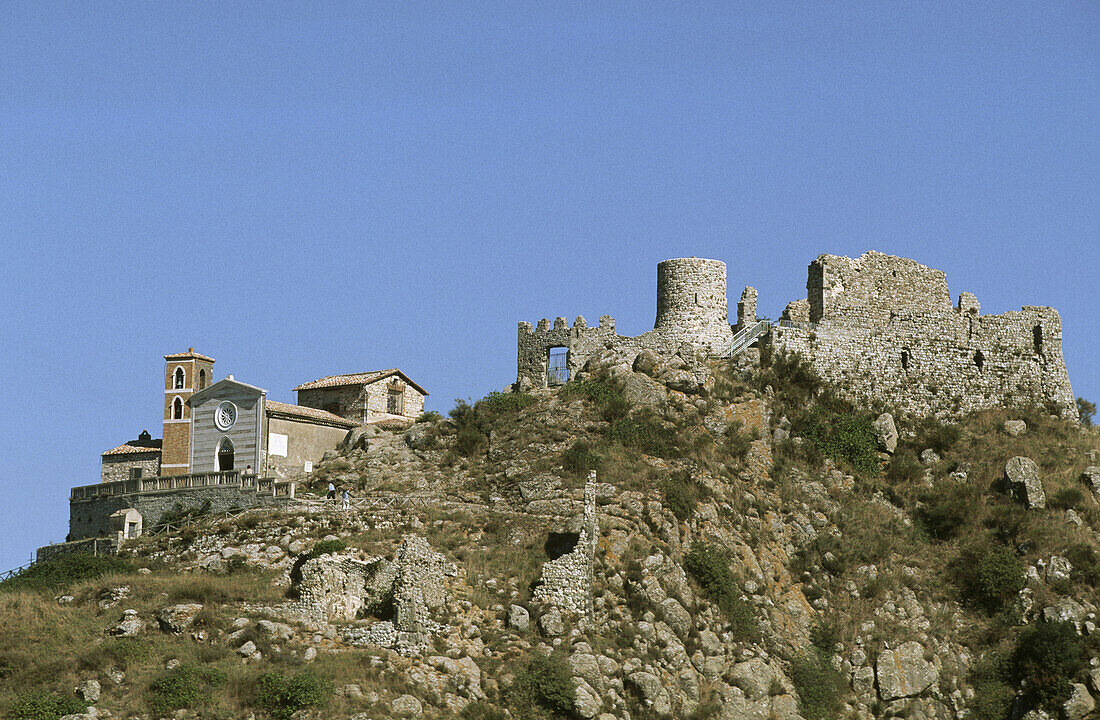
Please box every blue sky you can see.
[0,2,1096,570]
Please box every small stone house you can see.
[294,369,427,425]
[100,430,162,483]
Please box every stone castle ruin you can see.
[517,251,1076,420]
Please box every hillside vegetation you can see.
[2,345,1098,720]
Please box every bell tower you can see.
[161,348,215,476]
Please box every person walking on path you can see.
[341,488,351,511]
[327,481,336,505]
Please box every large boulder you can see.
[875,641,938,700]
[1003,419,1027,437]
[156,604,203,634]
[507,604,530,631]
[626,671,672,717]
[340,427,370,452]
[872,413,898,454]
[1064,683,1095,720]
[404,423,433,450]
[107,609,144,637]
[1004,456,1046,508]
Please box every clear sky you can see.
[0,2,1096,571]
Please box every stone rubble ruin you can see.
[517,251,1077,421]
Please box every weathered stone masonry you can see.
[773,251,1076,419]
[518,258,736,389]
[517,251,1076,420]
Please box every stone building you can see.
[517,252,1077,420]
[99,430,161,483]
[517,258,737,388]
[773,251,1076,419]
[294,369,428,424]
[162,349,215,476]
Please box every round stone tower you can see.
[654,258,730,343]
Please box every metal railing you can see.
[721,320,771,358]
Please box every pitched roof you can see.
[164,348,216,362]
[293,368,428,395]
[265,400,358,428]
[102,442,162,457]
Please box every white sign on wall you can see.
[303,460,313,472]
[269,433,288,457]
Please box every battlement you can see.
[515,251,1077,420]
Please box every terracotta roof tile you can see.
[265,400,358,428]
[293,368,428,395]
[164,349,216,362]
[102,442,162,456]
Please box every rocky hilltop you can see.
[2,344,1099,720]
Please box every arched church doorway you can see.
[217,437,234,471]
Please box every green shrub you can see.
[608,416,680,458]
[959,544,1025,614]
[561,378,629,422]
[455,425,487,456]
[0,553,133,593]
[756,346,823,406]
[8,690,88,720]
[459,703,508,720]
[1064,543,1100,587]
[724,422,753,461]
[148,664,227,715]
[561,440,602,477]
[477,390,537,419]
[416,410,443,423]
[252,670,333,720]
[1077,397,1095,426]
[809,618,840,654]
[684,542,757,639]
[663,471,697,521]
[1011,621,1085,712]
[795,405,879,476]
[884,449,924,484]
[304,539,347,559]
[1048,487,1084,510]
[918,481,977,541]
[965,648,1015,720]
[508,653,574,717]
[788,650,846,720]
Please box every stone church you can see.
[102,349,429,483]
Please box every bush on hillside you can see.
[608,415,681,458]
[561,440,602,477]
[1048,487,1084,510]
[684,542,757,639]
[788,650,846,720]
[1011,621,1085,712]
[958,543,1025,614]
[965,648,1015,720]
[663,470,697,520]
[507,653,574,717]
[1077,397,1095,426]
[148,664,227,715]
[794,405,879,477]
[303,539,347,559]
[8,690,88,720]
[252,670,333,720]
[416,410,443,423]
[0,553,133,593]
[918,481,978,541]
[560,377,629,422]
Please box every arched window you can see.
[974,350,984,371]
[174,367,185,389]
[217,437,234,471]
[198,369,207,390]
[172,397,183,419]
[1033,325,1043,356]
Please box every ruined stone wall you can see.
[776,251,1076,419]
[517,258,736,389]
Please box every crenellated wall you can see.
[516,250,1077,420]
[516,258,737,388]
